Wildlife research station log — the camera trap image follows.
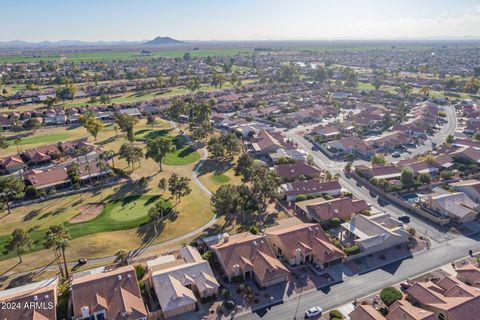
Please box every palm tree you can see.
[44,225,71,279]
[14,138,23,154]
[114,249,129,265]
[104,150,116,169]
[96,161,107,200]
[85,163,92,185]
[44,230,65,278]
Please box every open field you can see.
[0,48,255,64]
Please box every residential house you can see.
[340,213,410,255]
[450,180,480,203]
[24,167,71,191]
[210,232,290,288]
[281,180,341,202]
[0,156,26,174]
[398,160,439,176]
[328,135,375,158]
[0,277,57,320]
[265,217,344,268]
[73,160,112,184]
[250,130,294,156]
[273,162,321,181]
[268,148,308,163]
[356,164,401,181]
[406,276,480,320]
[425,188,479,223]
[22,144,60,166]
[450,147,480,164]
[366,131,411,152]
[71,266,148,320]
[295,197,370,225]
[309,125,340,140]
[148,246,219,318]
[456,263,480,288]
[387,300,437,320]
[349,305,385,320]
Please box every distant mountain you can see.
[144,36,184,45]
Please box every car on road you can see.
[305,306,323,318]
[398,215,410,223]
[392,151,401,158]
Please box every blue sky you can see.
[1,0,480,41]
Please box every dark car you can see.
[398,215,410,223]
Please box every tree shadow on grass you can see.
[97,136,116,146]
[23,209,42,221]
[39,207,66,220]
[196,158,234,177]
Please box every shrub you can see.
[249,226,259,235]
[380,287,403,306]
[220,288,230,299]
[202,250,213,261]
[134,264,146,281]
[296,194,307,201]
[225,300,235,309]
[329,309,343,319]
[330,217,341,227]
[344,245,360,256]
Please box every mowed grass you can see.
[0,195,166,260]
[12,132,71,146]
[210,173,230,184]
[163,147,200,165]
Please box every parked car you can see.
[398,215,410,223]
[401,281,413,290]
[305,306,323,318]
[392,151,401,158]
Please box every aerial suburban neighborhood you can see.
[1,1,480,320]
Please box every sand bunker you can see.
[69,203,104,223]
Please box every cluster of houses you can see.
[0,139,112,195]
[349,262,480,320]
[322,101,441,159]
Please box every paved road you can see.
[237,233,480,320]
[284,131,449,244]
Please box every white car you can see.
[305,306,323,318]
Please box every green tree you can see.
[113,113,138,143]
[83,116,104,140]
[23,118,41,133]
[168,174,192,204]
[207,136,225,159]
[0,135,8,149]
[114,249,129,265]
[148,199,170,235]
[250,163,282,213]
[0,176,25,215]
[371,154,386,166]
[380,287,403,306]
[211,184,241,220]
[5,229,32,263]
[118,143,143,169]
[473,131,480,141]
[446,134,454,144]
[158,178,167,193]
[400,168,415,189]
[418,172,432,185]
[235,153,255,181]
[145,137,175,172]
[221,133,242,157]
